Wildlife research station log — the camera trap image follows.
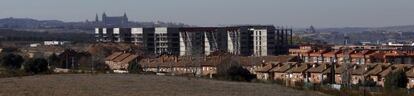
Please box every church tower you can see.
[95,13,99,22]
[102,12,107,24]
[123,12,128,23]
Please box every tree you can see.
[359,78,377,87]
[48,53,61,68]
[0,53,24,70]
[23,58,49,74]
[128,62,142,74]
[216,56,255,82]
[384,70,408,89]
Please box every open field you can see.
[0,74,325,96]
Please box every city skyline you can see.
[1,0,414,28]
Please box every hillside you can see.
[0,74,325,96]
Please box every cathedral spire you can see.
[123,12,127,18]
[103,12,107,17]
[95,13,99,22]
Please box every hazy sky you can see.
[1,0,414,28]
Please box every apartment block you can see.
[95,25,292,56]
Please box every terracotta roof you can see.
[256,62,283,72]
[270,62,296,73]
[379,64,413,77]
[120,55,139,64]
[306,63,330,73]
[309,50,328,57]
[351,50,376,58]
[105,52,123,61]
[334,64,347,74]
[112,53,131,62]
[365,64,390,76]
[337,50,356,57]
[350,64,377,75]
[140,55,297,68]
[323,50,341,57]
[287,63,311,73]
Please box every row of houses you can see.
[289,45,414,64]
[255,62,414,88]
[104,52,297,75]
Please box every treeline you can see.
[0,29,93,42]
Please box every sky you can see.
[1,0,414,28]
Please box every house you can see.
[365,64,390,86]
[287,63,311,83]
[105,52,141,71]
[256,62,281,80]
[349,64,376,85]
[322,50,341,63]
[349,50,376,64]
[322,64,346,84]
[307,50,329,63]
[270,62,296,80]
[405,68,414,88]
[306,63,331,84]
[378,64,413,87]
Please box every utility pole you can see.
[342,34,351,88]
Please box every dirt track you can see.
[0,74,325,96]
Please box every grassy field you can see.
[0,74,326,96]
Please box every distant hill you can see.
[317,25,414,33]
[0,17,191,33]
[0,18,66,29]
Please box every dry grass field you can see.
[0,74,326,96]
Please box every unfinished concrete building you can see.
[95,25,293,56]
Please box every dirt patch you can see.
[0,74,325,96]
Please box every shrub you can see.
[360,78,377,87]
[128,63,143,74]
[23,58,49,74]
[216,56,255,82]
[384,70,408,90]
[47,53,61,68]
[0,53,24,70]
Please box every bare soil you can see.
[0,74,326,96]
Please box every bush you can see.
[128,63,143,74]
[360,78,377,87]
[93,62,110,73]
[0,53,24,70]
[47,53,61,69]
[384,70,408,90]
[23,58,49,74]
[216,56,255,82]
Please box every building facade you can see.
[95,12,129,27]
[95,25,292,56]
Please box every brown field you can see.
[0,74,325,96]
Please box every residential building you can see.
[290,45,414,64]
[95,25,292,56]
[105,52,141,70]
[306,63,331,84]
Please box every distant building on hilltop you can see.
[95,12,129,27]
[305,25,316,33]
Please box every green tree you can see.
[128,62,142,74]
[0,53,24,70]
[216,56,255,81]
[23,58,49,74]
[48,53,61,68]
[384,70,408,89]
